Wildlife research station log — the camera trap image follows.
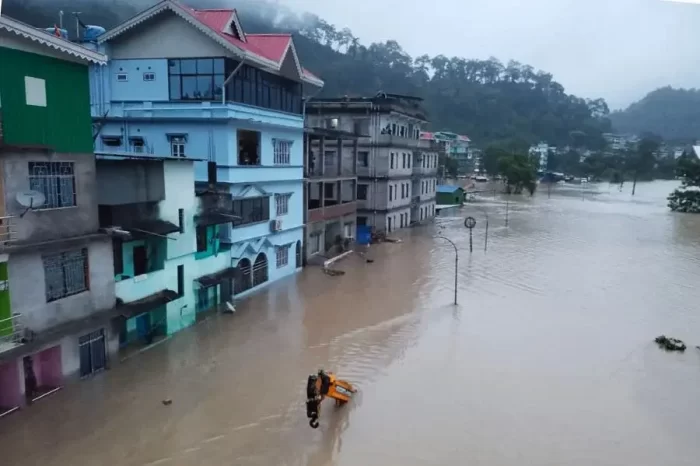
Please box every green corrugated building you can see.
[0,18,105,152]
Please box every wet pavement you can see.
[2,180,700,466]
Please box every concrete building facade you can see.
[88,1,323,305]
[303,127,357,264]
[0,14,113,417]
[306,93,436,233]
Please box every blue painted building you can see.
[88,0,322,310]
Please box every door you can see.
[23,356,37,403]
[136,313,151,340]
[79,329,106,378]
[132,245,148,276]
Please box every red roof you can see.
[184,6,318,82]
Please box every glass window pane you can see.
[213,74,224,99]
[169,76,181,100]
[197,76,213,99]
[197,59,214,74]
[214,59,225,74]
[182,76,197,99]
[180,59,197,74]
[168,59,180,75]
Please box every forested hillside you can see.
[609,86,700,142]
[5,0,612,148]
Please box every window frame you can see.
[42,248,89,302]
[28,161,77,210]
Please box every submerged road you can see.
[1,181,699,466]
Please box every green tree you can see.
[497,153,538,195]
[668,155,700,212]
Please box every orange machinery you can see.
[306,369,356,428]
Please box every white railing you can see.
[0,313,25,350]
[0,216,16,247]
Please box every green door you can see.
[0,263,11,337]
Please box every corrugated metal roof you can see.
[436,185,463,193]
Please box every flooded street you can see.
[2,180,700,466]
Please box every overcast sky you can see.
[279,0,700,110]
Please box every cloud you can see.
[279,0,700,109]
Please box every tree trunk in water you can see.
[632,171,638,196]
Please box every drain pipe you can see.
[221,59,247,105]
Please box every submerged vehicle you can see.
[306,369,356,428]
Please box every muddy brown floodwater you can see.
[2,181,700,466]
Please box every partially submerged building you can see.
[306,93,435,233]
[303,127,357,264]
[0,15,114,415]
[89,0,321,299]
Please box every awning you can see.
[116,289,179,319]
[196,267,236,288]
[125,220,180,239]
[195,212,236,227]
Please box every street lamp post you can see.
[435,235,459,306]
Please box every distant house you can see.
[436,185,465,205]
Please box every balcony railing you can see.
[115,268,170,303]
[308,201,357,223]
[0,216,16,249]
[0,314,25,352]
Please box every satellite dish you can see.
[16,191,46,217]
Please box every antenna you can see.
[72,12,82,40]
[15,190,46,218]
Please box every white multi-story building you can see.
[529,142,555,171]
[306,93,437,233]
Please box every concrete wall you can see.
[7,237,116,333]
[107,12,227,60]
[106,59,170,102]
[2,151,98,244]
[96,159,165,205]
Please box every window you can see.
[238,129,260,165]
[102,136,122,147]
[390,153,395,169]
[28,161,77,209]
[177,265,185,297]
[358,151,369,167]
[196,226,208,252]
[402,153,406,169]
[252,253,268,286]
[116,73,128,82]
[391,123,397,135]
[170,137,186,158]
[273,139,292,165]
[168,58,224,101]
[132,245,147,276]
[113,240,123,276]
[43,248,89,302]
[25,76,47,107]
[276,194,291,216]
[231,196,270,227]
[276,245,289,268]
[357,216,367,226]
[389,185,393,201]
[178,209,185,233]
[408,155,411,168]
[324,183,335,199]
[357,184,368,200]
[130,137,145,153]
[143,72,155,81]
[310,233,321,254]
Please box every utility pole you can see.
[435,236,459,306]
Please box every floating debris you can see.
[654,335,686,352]
[162,399,173,406]
[323,268,345,277]
[366,259,375,263]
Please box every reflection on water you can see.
[1,181,699,466]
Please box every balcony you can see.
[116,268,171,304]
[308,201,357,223]
[375,134,422,148]
[0,314,25,354]
[0,216,16,250]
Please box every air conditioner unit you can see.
[270,219,283,232]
